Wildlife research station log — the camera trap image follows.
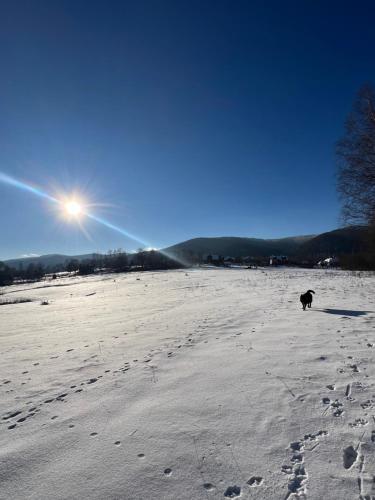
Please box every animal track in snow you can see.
[343,445,358,469]
[354,381,368,392]
[224,485,241,497]
[283,431,327,498]
[361,400,375,410]
[3,410,22,420]
[247,476,263,487]
[282,465,293,474]
[349,364,360,373]
[323,398,344,417]
[349,418,368,428]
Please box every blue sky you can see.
[1,0,374,260]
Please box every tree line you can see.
[0,248,183,286]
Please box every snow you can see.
[1,267,375,499]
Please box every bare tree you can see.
[337,84,375,226]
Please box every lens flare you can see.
[0,171,150,247]
[65,201,82,216]
[0,170,186,265]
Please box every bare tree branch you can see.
[336,84,375,226]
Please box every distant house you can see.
[269,255,288,266]
[317,257,339,268]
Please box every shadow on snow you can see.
[314,308,372,317]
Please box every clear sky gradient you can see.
[1,0,374,259]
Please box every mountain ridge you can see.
[2,226,368,268]
[3,253,101,270]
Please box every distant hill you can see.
[164,227,369,261]
[3,253,101,270]
[295,226,369,260]
[163,235,315,259]
[3,227,369,269]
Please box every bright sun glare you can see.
[65,201,82,216]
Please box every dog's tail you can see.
[307,289,315,294]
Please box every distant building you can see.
[316,257,339,268]
[269,255,288,266]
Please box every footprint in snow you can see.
[349,418,368,428]
[224,485,241,497]
[281,465,292,474]
[343,445,358,469]
[247,476,263,487]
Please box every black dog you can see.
[300,290,315,310]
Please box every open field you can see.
[1,268,375,499]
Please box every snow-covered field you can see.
[1,268,375,500]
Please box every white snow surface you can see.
[1,267,375,500]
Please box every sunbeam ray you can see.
[0,172,59,204]
[0,171,186,265]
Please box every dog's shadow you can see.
[314,308,372,317]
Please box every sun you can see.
[65,200,82,216]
